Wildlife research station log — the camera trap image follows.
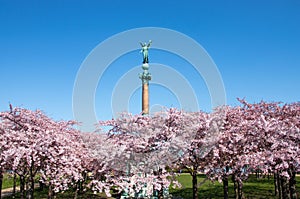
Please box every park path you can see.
[1,183,39,198]
[1,186,20,197]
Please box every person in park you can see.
[140,40,152,64]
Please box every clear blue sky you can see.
[0,0,299,126]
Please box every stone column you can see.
[142,83,149,114]
[139,63,151,115]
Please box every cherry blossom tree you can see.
[238,100,300,199]
[39,120,90,199]
[80,132,124,197]
[177,109,224,199]
[202,105,249,199]
[205,100,299,199]
[0,120,17,198]
[94,108,224,199]
[0,105,89,199]
[1,100,298,199]
[96,109,199,198]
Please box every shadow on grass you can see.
[170,186,275,199]
[170,185,232,199]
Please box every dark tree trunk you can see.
[20,175,26,199]
[288,165,297,199]
[0,170,3,199]
[79,180,83,194]
[26,175,35,199]
[74,184,78,199]
[223,166,229,199]
[237,180,243,199]
[274,172,278,196]
[192,171,198,199]
[158,187,163,199]
[256,169,262,179]
[256,170,258,179]
[26,158,36,199]
[232,174,243,199]
[48,183,55,199]
[13,172,17,198]
[277,172,282,199]
[158,169,164,199]
[26,178,29,199]
[232,174,238,199]
[223,177,229,199]
[80,172,88,194]
[281,176,290,199]
[39,179,44,191]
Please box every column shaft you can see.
[142,83,149,115]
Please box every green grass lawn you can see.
[2,173,299,198]
[2,173,19,190]
[169,173,300,199]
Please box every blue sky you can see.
[0,0,299,128]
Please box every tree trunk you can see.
[223,166,229,199]
[26,175,35,199]
[74,186,78,199]
[48,183,54,199]
[274,172,278,196]
[256,170,258,179]
[158,187,163,199]
[237,180,243,199]
[277,172,282,199]
[39,179,44,191]
[0,170,3,199]
[232,174,243,199]
[156,168,164,199]
[26,178,29,199]
[26,158,36,199]
[13,172,17,198]
[223,176,229,199]
[20,175,26,199]
[288,165,297,199]
[192,171,198,199]
[232,174,238,199]
[281,176,290,199]
[79,180,83,194]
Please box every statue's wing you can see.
[147,40,152,47]
[139,42,144,47]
